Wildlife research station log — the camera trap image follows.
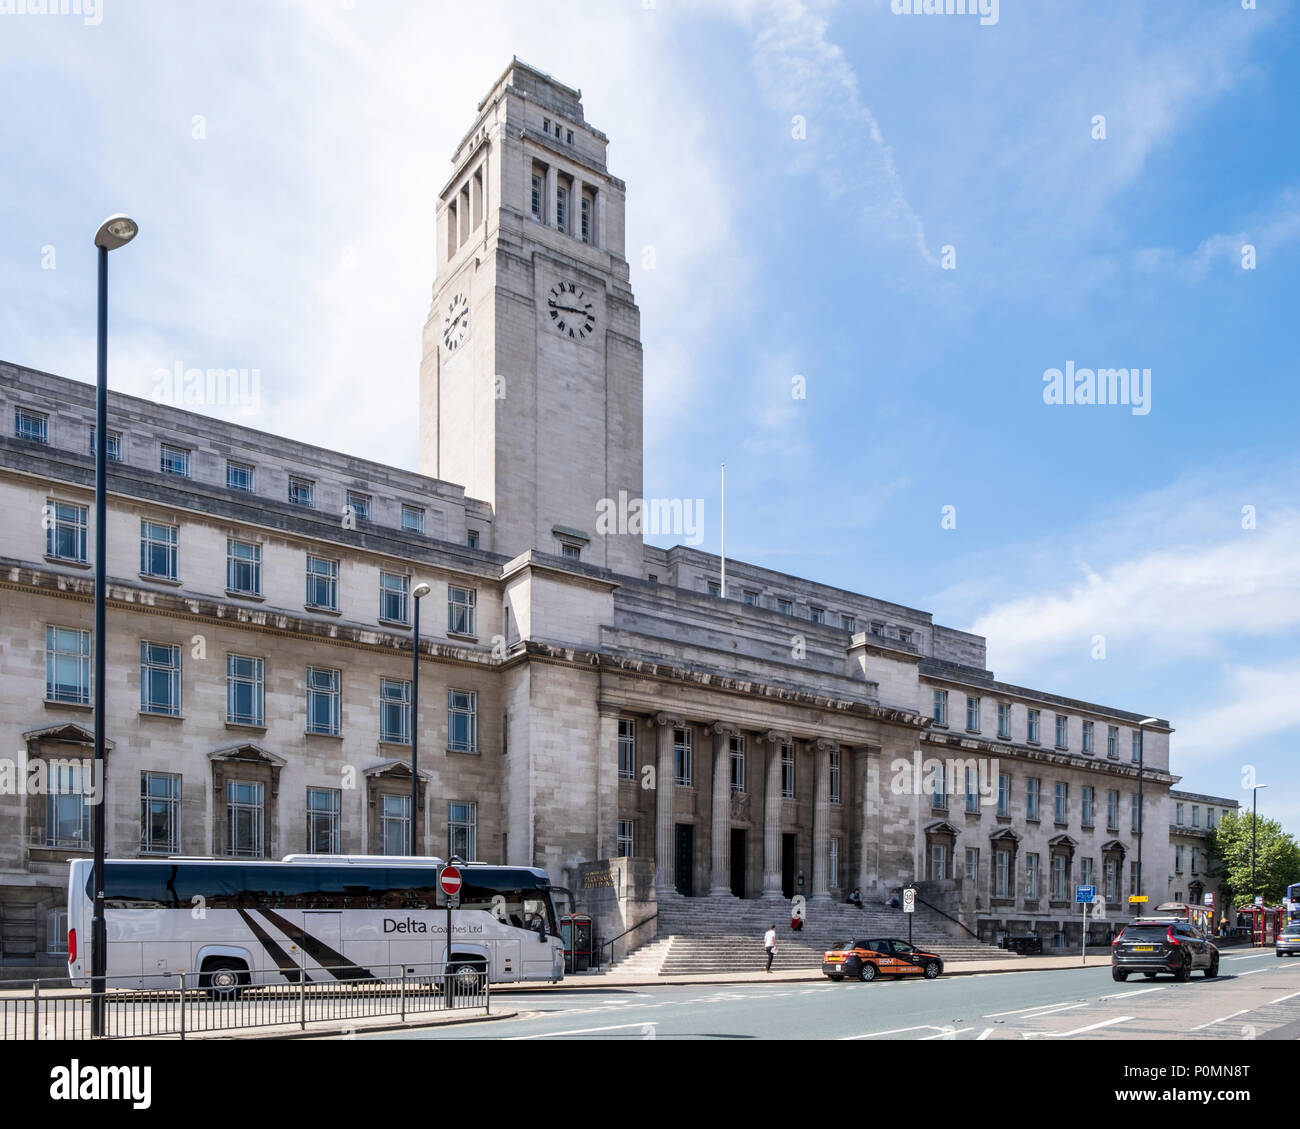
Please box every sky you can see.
[1,0,1296,831]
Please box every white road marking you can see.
[508,1021,657,1040]
[920,1027,959,1040]
[1190,1009,1251,1031]
[1031,1015,1134,1038]
[1236,968,1269,977]
[1265,989,1300,1006]
[984,1000,1086,1018]
[977,1028,995,1040]
[841,1024,958,1040]
[1099,987,1167,1001]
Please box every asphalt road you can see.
[337,948,1300,1040]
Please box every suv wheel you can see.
[1111,968,1128,982]
[1174,956,1192,983]
[1204,956,1219,979]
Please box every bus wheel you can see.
[445,963,484,996]
[201,959,248,1000]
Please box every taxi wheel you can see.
[858,962,877,983]
[923,962,940,979]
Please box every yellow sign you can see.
[1129,895,1148,903]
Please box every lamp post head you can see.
[94,214,139,251]
[1138,718,1159,728]
[412,582,432,600]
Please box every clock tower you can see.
[419,59,645,576]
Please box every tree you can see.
[1209,810,1300,905]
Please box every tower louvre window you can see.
[556,185,568,234]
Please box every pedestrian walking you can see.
[764,923,777,973]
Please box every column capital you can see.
[654,712,685,729]
[710,721,740,738]
[764,730,792,746]
[814,738,839,754]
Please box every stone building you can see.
[0,59,1193,972]
[1168,790,1239,920]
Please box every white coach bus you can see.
[67,855,566,992]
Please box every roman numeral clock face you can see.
[443,293,469,352]
[547,281,596,339]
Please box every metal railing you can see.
[599,912,659,967]
[0,962,489,1041]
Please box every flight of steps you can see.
[606,894,1020,976]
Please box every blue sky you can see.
[1,0,1297,831]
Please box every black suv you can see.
[1112,919,1219,982]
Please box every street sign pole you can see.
[1081,899,1088,967]
[903,885,916,945]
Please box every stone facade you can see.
[0,60,1195,972]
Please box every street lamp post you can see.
[1135,717,1159,904]
[1250,783,1268,913]
[90,214,138,1037]
[410,582,432,855]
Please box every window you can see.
[841,614,856,632]
[1130,861,1139,897]
[466,530,479,550]
[140,642,182,716]
[781,742,796,799]
[140,773,180,854]
[543,118,550,133]
[45,626,90,705]
[899,628,914,644]
[401,505,425,534]
[227,460,255,492]
[140,520,178,580]
[1175,845,1184,874]
[1026,777,1040,822]
[226,654,265,726]
[227,781,264,858]
[966,696,980,733]
[160,443,190,477]
[226,539,261,595]
[997,702,1011,739]
[379,572,409,624]
[965,847,980,882]
[995,849,1010,897]
[1107,790,1119,831]
[1026,853,1040,899]
[1027,709,1040,743]
[335,493,369,526]
[1207,807,1216,829]
[288,476,315,507]
[730,735,745,792]
[306,667,341,736]
[566,129,574,145]
[1054,781,1068,824]
[931,762,947,811]
[46,761,91,848]
[1192,805,1200,828]
[1107,725,1118,758]
[561,543,582,562]
[1175,802,1184,826]
[1104,858,1119,902]
[1081,857,1094,887]
[1055,715,1068,749]
[673,727,693,786]
[449,801,477,859]
[776,598,793,615]
[618,718,636,782]
[1051,855,1066,900]
[1130,795,1140,833]
[830,750,841,804]
[617,820,635,858]
[829,838,840,888]
[930,843,948,881]
[45,500,88,562]
[997,773,1011,817]
[381,794,410,856]
[530,172,543,219]
[1082,720,1094,753]
[448,689,478,753]
[14,406,49,443]
[556,185,568,233]
[1191,849,1199,876]
[380,678,411,745]
[1131,731,1141,762]
[447,586,476,636]
[744,591,760,607]
[581,195,591,244]
[1082,786,1095,828]
[306,556,339,610]
[88,426,122,460]
[707,580,721,597]
[933,689,949,727]
[809,606,825,625]
[307,788,341,853]
[965,767,979,813]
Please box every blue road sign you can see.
[1076,885,1097,904]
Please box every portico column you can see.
[812,739,835,900]
[654,713,682,896]
[762,731,789,898]
[855,747,873,895]
[709,722,739,896]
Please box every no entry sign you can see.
[439,865,462,897]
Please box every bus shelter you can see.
[1241,905,1285,947]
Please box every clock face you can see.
[443,293,469,351]
[547,281,596,340]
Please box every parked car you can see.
[1275,922,1300,957]
[822,938,943,982]
[1111,918,1219,982]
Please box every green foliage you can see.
[1209,810,1300,904]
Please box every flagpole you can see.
[720,463,726,599]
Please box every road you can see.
[337,949,1300,1040]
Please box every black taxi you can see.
[822,938,944,982]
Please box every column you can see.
[546,166,558,229]
[761,731,788,898]
[572,175,585,242]
[709,722,738,896]
[812,739,835,900]
[855,747,873,895]
[654,712,682,896]
[595,708,622,862]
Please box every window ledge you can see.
[141,574,182,587]
[996,814,1012,824]
[225,722,267,733]
[997,734,1011,742]
[305,605,342,616]
[225,590,265,602]
[447,747,479,756]
[378,618,411,630]
[140,710,184,720]
[446,632,478,643]
[306,731,344,740]
[965,729,981,736]
[377,740,412,751]
[1054,822,1069,830]
[45,699,92,711]
[44,556,91,569]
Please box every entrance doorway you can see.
[730,829,746,898]
[674,823,694,897]
[782,833,797,899]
